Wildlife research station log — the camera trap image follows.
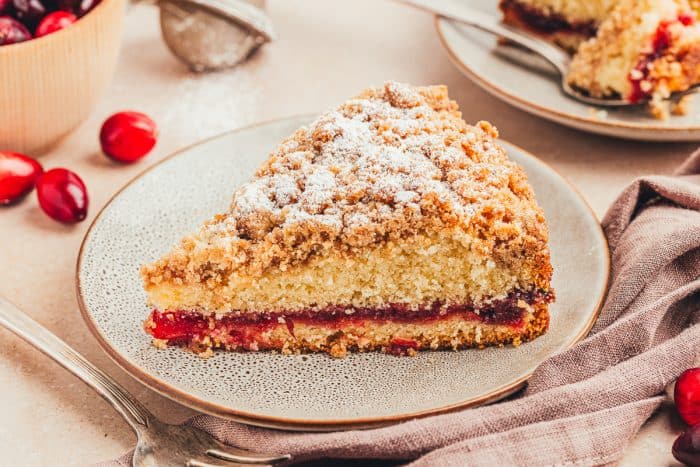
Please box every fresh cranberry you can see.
[0,0,9,14]
[11,0,47,29]
[0,16,31,45]
[75,0,99,16]
[677,368,700,426]
[100,111,158,163]
[673,424,700,467]
[35,11,76,37]
[0,152,43,205]
[36,168,88,223]
[53,0,77,12]
[54,0,98,16]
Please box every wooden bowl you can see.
[0,0,127,156]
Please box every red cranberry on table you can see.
[35,11,76,37]
[100,111,158,163]
[0,151,43,205]
[36,168,88,223]
[0,16,32,45]
[673,424,700,467]
[676,368,700,426]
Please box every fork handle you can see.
[0,296,151,431]
[396,0,570,74]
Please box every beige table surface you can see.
[0,1,694,465]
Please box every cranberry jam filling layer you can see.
[628,14,695,103]
[500,0,597,37]
[145,290,553,353]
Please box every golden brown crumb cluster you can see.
[142,82,550,289]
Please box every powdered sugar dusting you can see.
[181,81,533,273]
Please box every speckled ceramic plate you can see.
[77,115,609,431]
[435,1,700,141]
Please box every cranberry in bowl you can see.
[0,0,126,155]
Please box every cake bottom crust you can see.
[145,303,551,358]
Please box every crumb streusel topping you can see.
[143,82,548,285]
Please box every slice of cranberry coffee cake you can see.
[567,0,700,117]
[141,82,554,358]
[500,0,700,117]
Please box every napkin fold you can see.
[106,151,700,467]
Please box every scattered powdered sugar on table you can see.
[104,4,264,151]
[160,67,262,142]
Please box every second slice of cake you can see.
[567,0,700,116]
[141,82,555,358]
[500,0,700,117]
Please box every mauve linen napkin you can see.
[106,151,700,467]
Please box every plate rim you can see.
[435,16,700,134]
[75,114,610,431]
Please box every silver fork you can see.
[398,0,700,107]
[0,296,292,467]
